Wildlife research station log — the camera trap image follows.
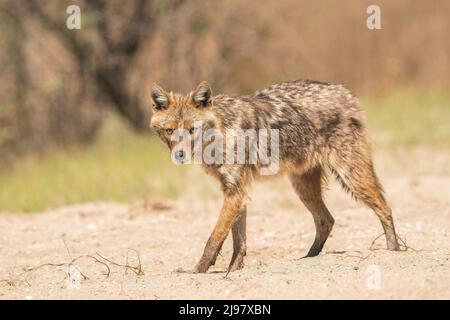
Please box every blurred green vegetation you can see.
[0,91,449,212]
[363,90,450,148]
[0,116,193,212]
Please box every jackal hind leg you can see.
[289,167,335,257]
[331,150,400,251]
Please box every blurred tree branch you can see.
[25,0,184,131]
[0,2,31,154]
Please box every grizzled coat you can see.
[150,79,400,274]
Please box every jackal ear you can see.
[193,81,212,108]
[151,83,169,111]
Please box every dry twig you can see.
[97,249,144,276]
[369,232,417,252]
[0,239,144,287]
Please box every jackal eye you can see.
[189,127,195,134]
[165,128,174,135]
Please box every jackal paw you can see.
[226,249,246,274]
[302,240,325,258]
[227,257,244,273]
[193,259,214,273]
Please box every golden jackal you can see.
[150,80,400,273]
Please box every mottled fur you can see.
[150,79,400,273]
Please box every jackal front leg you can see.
[194,194,244,273]
[227,205,247,273]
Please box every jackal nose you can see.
[175,150,185,160]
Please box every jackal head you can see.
[149,81,218,164]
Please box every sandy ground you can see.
[0,148,449,299]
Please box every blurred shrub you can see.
[0,0,449,163]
